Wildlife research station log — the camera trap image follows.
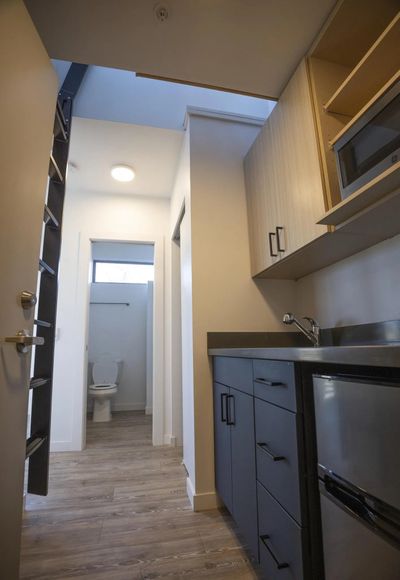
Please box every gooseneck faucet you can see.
[283,312,321,347]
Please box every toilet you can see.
[89,359,122,422]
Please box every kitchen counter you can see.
[208,344,400,368]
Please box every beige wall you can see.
[172,114,296,508]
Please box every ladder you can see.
[27,63,87,495]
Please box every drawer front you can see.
[213,357,253,395]
[258,482,304,580]
[253,359,297,411]
[255,398,303,524]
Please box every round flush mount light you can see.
[111,164,135,182]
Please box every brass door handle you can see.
[1,330,44,354]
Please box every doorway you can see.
[86,241,154,437]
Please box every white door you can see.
[0,2,57,577]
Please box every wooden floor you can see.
[20,412,260,579]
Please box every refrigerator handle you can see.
[325,477,376,526]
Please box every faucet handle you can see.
[283,312,295,324]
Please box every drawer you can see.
[255,398,303,524]
[253,359,298,411]
[258,482,305,580]
[213,357,253,395]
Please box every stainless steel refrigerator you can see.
[313,374,400,580]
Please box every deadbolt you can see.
[20,290,37,310]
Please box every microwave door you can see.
[320,476,400,580]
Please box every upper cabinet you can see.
[245,0,400,280]
[245,60,328,277]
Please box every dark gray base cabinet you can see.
[213,356,309,580]
[213,355,258,558]
[213,380,258,558]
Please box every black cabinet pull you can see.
[260,535,289,570]
[220,393,227,423]
[227,394,235,425]
[276,226,285,253]
[257,442,285,462]
[268,232,278,257]
[254,378,284,387]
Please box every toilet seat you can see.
[90,383,117,390]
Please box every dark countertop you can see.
[208,345,400,368]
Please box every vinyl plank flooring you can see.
[20,411,260,579]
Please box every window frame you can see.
[92,259,154,284]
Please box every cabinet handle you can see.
[220,393,227,423]
[254,378,284,387]
[227,395,235,425]
[257,442,285,462]
[260,535,289,570]
[268,232,278,257]
[276,226,285,253]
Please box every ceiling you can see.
[67,117,183,197]
[52,60,275,131]
[25,0,337,98]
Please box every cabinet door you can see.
[276,59,328,256]
[244,121,281,275]
[230,388,259,558]
[213,382,233,513]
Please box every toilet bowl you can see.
[89,360,121,422]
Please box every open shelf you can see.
[329,70,400,148]
[318,160,400,226]
[324,12,400,116]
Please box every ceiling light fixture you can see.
[111,164,135,182]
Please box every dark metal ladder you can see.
[27,63,87,495]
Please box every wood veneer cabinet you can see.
[244,0,400,280]
[244,59,327,277]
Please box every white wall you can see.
[296,234,400,327]
[169,114,296,509]
[88,282,148,412]
[51,189,169,451]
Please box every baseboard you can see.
[163,434,177,446]
[145,406,153,415]
[186,477,219,512]
[113,402,146,412]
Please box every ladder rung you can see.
[39,259,56,277]
[44,205,60,229]
[30,377,51,389]
[56,98,68,129]
[54,105,68,142]
[26,434,47,459]
[34,319,52,328]
[49,154,64,183]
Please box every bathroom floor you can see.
[20,411,260,579]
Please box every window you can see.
[93,261,154,284]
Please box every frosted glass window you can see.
[93,261,154,284]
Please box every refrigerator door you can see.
[320,483,400,580]
[313,375,400,511]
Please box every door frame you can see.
[69,229,164,449]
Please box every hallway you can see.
[20,412,259,579]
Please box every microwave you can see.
[333,79,400,200]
